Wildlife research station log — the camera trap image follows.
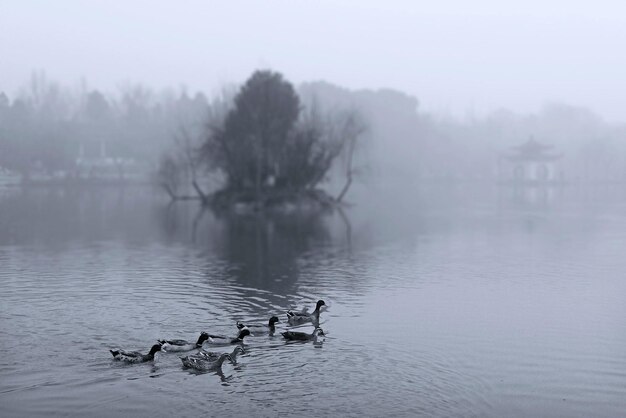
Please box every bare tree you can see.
[335,110,367,203]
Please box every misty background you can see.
[1,72,625,190]
[2,1,626,122]
[2,2,626,417]
[2,1,626,190]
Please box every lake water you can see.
[1,185,625,417]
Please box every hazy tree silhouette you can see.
[197,70,365,209]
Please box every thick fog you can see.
[2,0,626,121]
[1,0,626,229]
[3,3,626,417]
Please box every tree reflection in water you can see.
[163,204,337,294]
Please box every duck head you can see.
[149,344,163,356]
[197,332,210,345]
[268,316,280,326]
[315,300,326,311]
[237,328,251,339]
[230,346,245,363]
[232,346,245,356]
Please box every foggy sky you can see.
[2,0,626,122]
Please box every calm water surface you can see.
[1,186,625,417]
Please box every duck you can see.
[180,353,233,371]
[287,300,326,325]
[281,327,325,341]
[109,343,162,363]
[204,328,251,346]
[158,332,210,352]
[198,346,245,364]
[236,316,280,335]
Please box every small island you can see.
[157,70,365,213]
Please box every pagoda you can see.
[502,137,563,184]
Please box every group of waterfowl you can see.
[109,299,326,372]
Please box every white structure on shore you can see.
[501,137,564,185]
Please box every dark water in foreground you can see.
[1,185,625,417]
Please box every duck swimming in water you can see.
[236,316,280,335]
[198,346,245,364]
[287,300,325,325]
[281,327,325,342]
[158,332,210,352]
[205,328,251,346]
[110,343,162,363]
[180,353,233,371]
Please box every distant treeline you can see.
[0,72,209,180]
[1,71,625,186]
[300,82,626,185]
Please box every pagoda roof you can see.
[505,138,563,162]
